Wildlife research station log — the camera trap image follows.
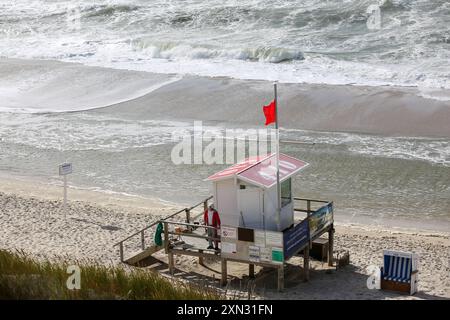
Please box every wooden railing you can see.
[114,196,213,262]
[162,219,221,274]
[293,197,330,216]
[163,220,221,243]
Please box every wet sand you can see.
[103,74,450,138]
[2,58,450,137]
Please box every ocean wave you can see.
[133,40,304,63]
[82,4,140,18]
[0,59,183,113]
[0,0,449,92]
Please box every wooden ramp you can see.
[125,245,163,266]
[124,239,186,266]
[114,196,213,266]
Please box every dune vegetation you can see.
[0,249,221,300]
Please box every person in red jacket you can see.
[204,203,221,250]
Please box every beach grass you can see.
[0,249,222,300]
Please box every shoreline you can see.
[1,171,447,237]
[0,171,180,216]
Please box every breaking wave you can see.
[0,59,183,113]
[132,41,304,63]
[0,0,449,94]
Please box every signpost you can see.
[59,163,72,217]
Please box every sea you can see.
[0,0,449,232]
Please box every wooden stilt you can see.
[119,242,124,262]
[304,246,310,282]
[277,264,284,292]
[249,264,255,279]
[163,221,175,274]
[140,230,145,250]
[185,209,190,224]
[221,258,228,287]
[328,225,334,267]
[163,222,169,254]
[168,252,175,275]
[199,249,204,266]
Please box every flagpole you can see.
[274,83,281,231]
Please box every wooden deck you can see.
[114,196,335,292]
[113,196,213,264]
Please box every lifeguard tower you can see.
[206,153,308,231]
[114,153,335,291]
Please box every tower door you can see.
[238,188,263,229]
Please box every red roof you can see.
[206,153,309,188]
[205,154,272,182]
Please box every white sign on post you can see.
[59,163,72,217]
[59,163,73,176]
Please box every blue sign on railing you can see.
[309,202,334,238]
[283,219,309,259]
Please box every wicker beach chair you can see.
[381,250,419,295]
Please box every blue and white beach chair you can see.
[381,250,419,295]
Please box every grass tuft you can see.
[0,249,222,300]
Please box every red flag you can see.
[262,100,276,126]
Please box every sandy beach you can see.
[0,175,448,300]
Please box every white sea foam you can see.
[2,111,447,167]
[0,113,191,151]
[282,128,450,166]
[1,0,449,100]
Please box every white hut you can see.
[205,153,309,232]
